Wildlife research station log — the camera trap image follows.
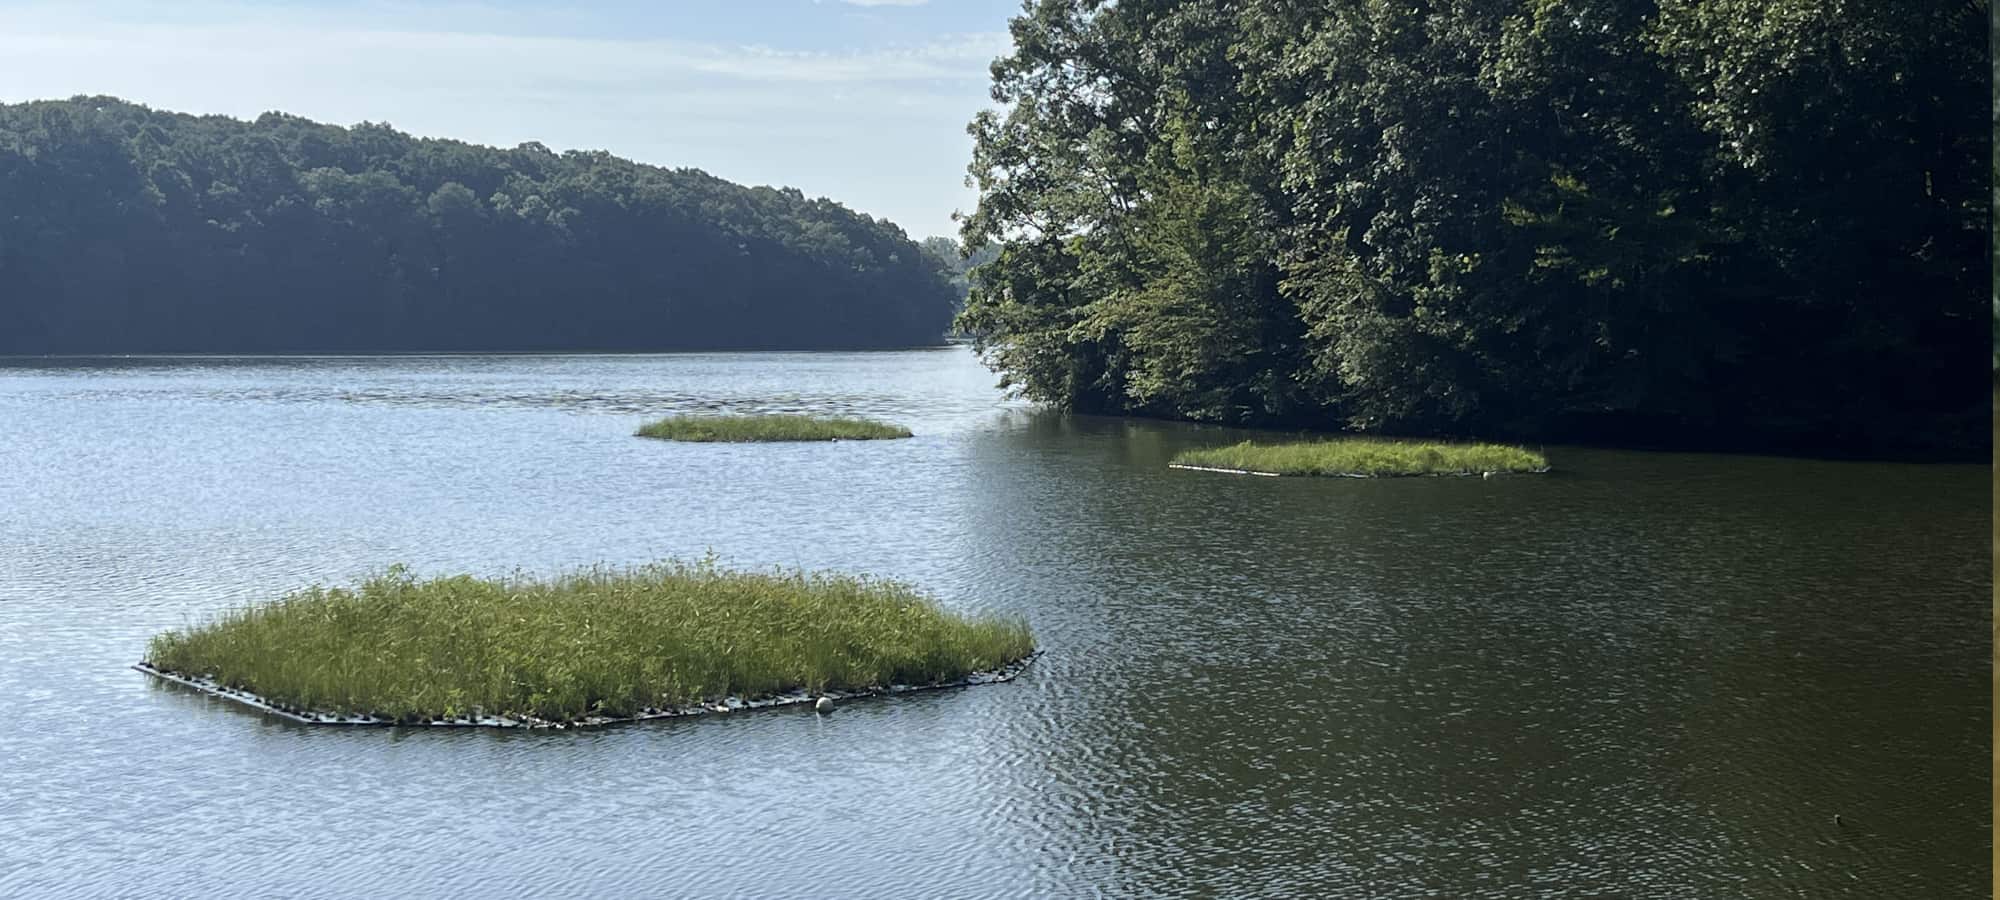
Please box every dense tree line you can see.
[919,235,1002,313]
[959,0,1989,454]
[0,97,957,352]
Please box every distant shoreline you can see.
[2,97,960,359]
[0,344,961,360]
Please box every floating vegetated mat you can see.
[134,655,1040,729]
[139,561,1035,729]
[1169,438,1549,478]
[636,414,911,442]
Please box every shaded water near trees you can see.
[0,349,1985,897]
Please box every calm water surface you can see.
[0,350,1986,898]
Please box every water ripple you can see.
[0,351,1985,898]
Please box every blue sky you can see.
[0,1,1023,240]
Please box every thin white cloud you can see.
[0,3,1006,238]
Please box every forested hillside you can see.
[959,0,1990,454]
[0,97,956,352]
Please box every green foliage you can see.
[920,235,968,310]
[0,97,956,352]
[1172,438,1548,478]
[144,561,1035,724]
[635,414,911,442]
[918,235,1000,315]
[958,0,1990,453]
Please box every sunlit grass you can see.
[1171,438,1548,477]
[144,561,1034,724]
[636,414,911,442]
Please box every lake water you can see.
[0,349,1986,898]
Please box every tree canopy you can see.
[919,235,1001,315]
[0,97,957,352]
[959,0,1990,455]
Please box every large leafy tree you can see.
[959,0,1990,452]
[959,0,1307,424]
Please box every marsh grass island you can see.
[1170,438,1549,478]
[636,414,912,442]
[139,561,1036,729]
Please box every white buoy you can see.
[814,696,834,715]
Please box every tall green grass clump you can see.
[636,414,911,442]
[1171,438,1548,477]
[145,561,1034,724]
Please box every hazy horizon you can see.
[0,0,1020,241]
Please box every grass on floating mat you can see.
[144,561,1034,725]
[1171,438,1548,477]
[636,414,911,442]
